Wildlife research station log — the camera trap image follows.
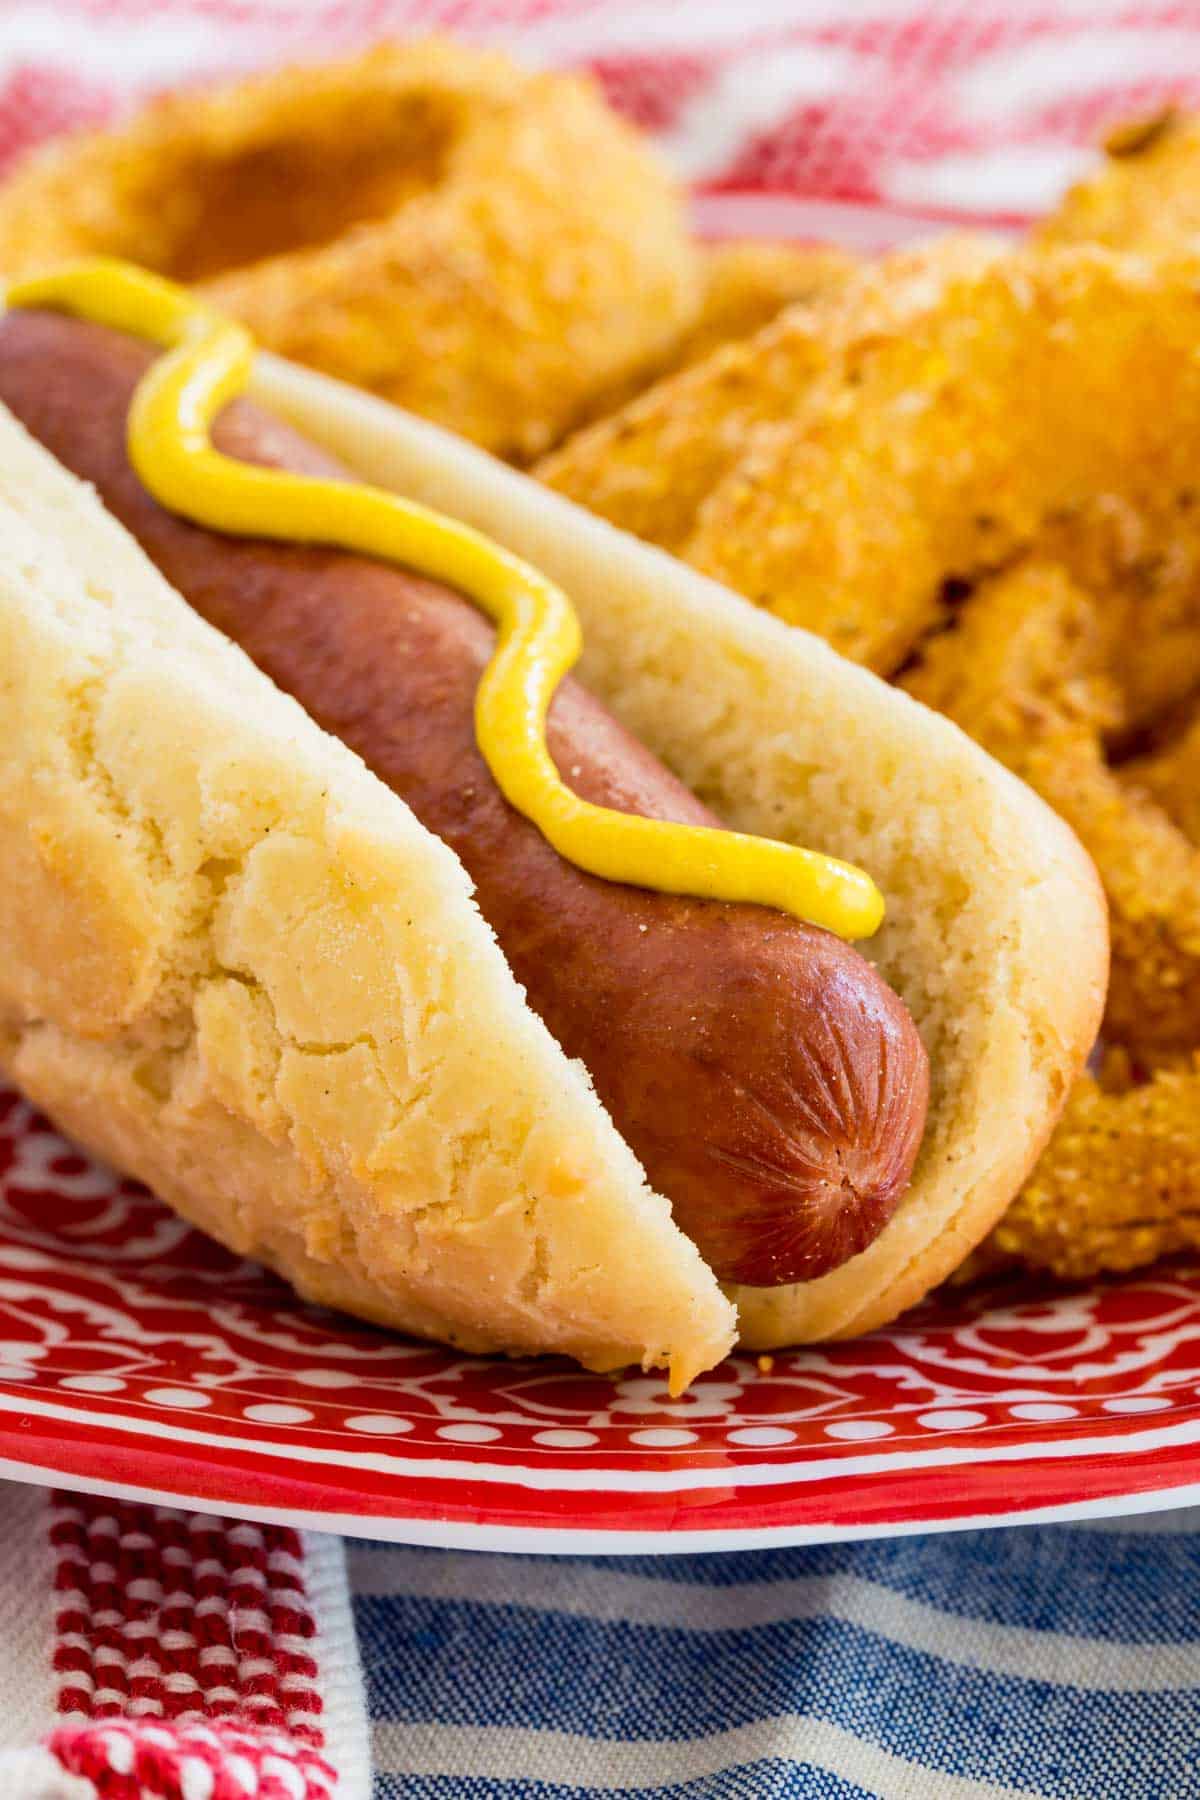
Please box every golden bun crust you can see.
[257,354,1108,1348]
[0,40,699,462]
[0,401,736,1387]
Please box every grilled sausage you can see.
[0,308,930,1286]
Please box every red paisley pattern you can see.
[3,1090,1200,1538]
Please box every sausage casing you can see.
[0,309,930,1286]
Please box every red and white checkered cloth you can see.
[0,1485,369,1798]
[5,0,1200,241]
[3,2,1200,1794]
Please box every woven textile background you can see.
[4,1,1200,232]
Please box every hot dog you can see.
[0,307,929,1288]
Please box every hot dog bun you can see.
[0,351,1106,1368]
[251,353,1107,1348]
[0,400,736,1387]
[0,306,931,1297]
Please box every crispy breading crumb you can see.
[1041,108,1200,252]
[987,1059,1200,1278]
[0,40,700,463]
[546,241,1200,1286]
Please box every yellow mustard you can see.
[5,258,884,939]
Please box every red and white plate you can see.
[0,192,1192,1553]
[3,1087,1200,1551]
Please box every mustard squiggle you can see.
[5,258,884,939]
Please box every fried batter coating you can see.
[545,244,1200,667]
[1125,708,1200,841]
[986,1056,1200,1280]
[0,41,699,462]
[1040,109,1200,255]
[903,560,1200,1060]
[548,242,1200,1282]
[680,241,857,366]
[903,563,1200,1281]
[572,240,858,430]
[537,234,1003,579]
[540,284,835,554]
[685,250,1200,669]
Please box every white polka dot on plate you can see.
[727,1426,796,1447]
[917,1409,987,1431]
[1008,1402,1078,1422]
[59,1375,126,1393]
[144,1388,211,1409]
[293,1369,357,1388]
[241,1403,313,1425]
[344,1415,414,1435]
[823,1420,893,1441]
[1103,1396,1172,1414]
[630,1428,698,1448]
[436,1423,502,1444]
[0,1364,35,1382]
[532,1429,598,1448]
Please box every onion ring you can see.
[538,235,1005,633]
[986,1051,1200,1281]
[574,239,858,428]
[0,41,699,462]
[1040,108,1200,256]
[902,558,1200,1061]
[544,243,1200,1282]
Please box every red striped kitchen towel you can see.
[0,1485,370,1798]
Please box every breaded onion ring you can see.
[662,250,1200,672]
[544,244,1200,1283]
[0,40,699,462]
[1040,108,1200,256]
[985,1052,1200,1281]
[537,234,1005,629]
[902,559,1200,1061]
[574,240,858,427]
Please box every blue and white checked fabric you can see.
[352,1515,1200,1798]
